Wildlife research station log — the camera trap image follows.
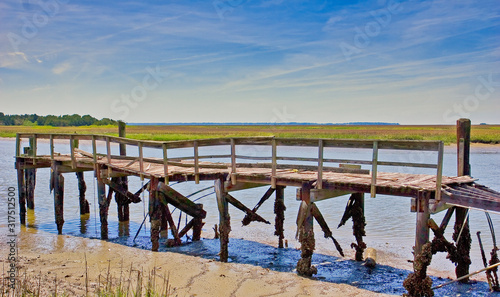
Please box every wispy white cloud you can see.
[52,61,71,74]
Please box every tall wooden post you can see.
[274,185,286,248]
[16,162,26,225]
[454,118,472,282]
[457,118,471,177]
[351,192,366,261]
[215,177,231,262]
[97,166,108,240]
[25,168,36,210]
[51,162,64,234]
[296,182,317,276]
[76,172,90,215]
[149,177,161,251]
[24,141,36,210]
[116,121,130,221]
[414,191,430,256]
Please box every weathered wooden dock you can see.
[14,119,500,296]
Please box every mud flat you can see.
[1,229,393,297]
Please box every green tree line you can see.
[0,113,117,126]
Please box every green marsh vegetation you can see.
[1,124,499,144]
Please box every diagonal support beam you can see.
[157,182,206,219]
[242,187,275,225]
[163,204,181,246]
[225,193,270,225]
[311,203,344,257]
[134,181,150,196]
[104,178,141,203]
[178,218,195,239]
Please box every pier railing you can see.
[15,133,444,200]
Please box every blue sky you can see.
[0,0,499,124]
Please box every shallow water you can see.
[1,138,500,296]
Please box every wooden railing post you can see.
[435,141,444,201]
[70,135,76,169]
[31,134,37,165]
[162,143,169,184]
[194,140,199,184]
[317,139,324,189]
[138,142,144,181]
[15,133,21,157]
[118,121,126,155]
[92,135,97,163]
[370,141,379,198]
[271,138,277,188]
[106,136,112,175]
[457,118,471,176]
[106,136,111,165]
[230,138,236,185]
[50,134,54,160]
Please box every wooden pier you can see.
[14,119,500,296]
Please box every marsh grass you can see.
[1,259,175,297]
[1,124,499,144]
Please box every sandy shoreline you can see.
[2,230,394,297]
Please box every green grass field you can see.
[2,124,500,144]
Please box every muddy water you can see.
[1,138,500,296]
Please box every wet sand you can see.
[2,230,394,297]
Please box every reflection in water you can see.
[118,221,130,237]
[56,233,66,251]
[25,209,38,233]
[80,213,90,234]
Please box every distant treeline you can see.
[0,113,117,126]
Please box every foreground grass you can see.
[1,264,176,297]
[1,124,500,144]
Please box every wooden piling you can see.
[455,118,472,282]
[215,177,231,262]
[414,191,430,256]
[192,203,204,241]
[51,162,64,234]
[16,164,26,225]
[274,185,286,248]
[25,167,36,210]
[24,146,36,210]
[97,167,108,240]
[76,172,90,215]
[117,121,130,221]
[351,193,366,261]
[296,182,317,276]
[149,177,161,251]
[160,204,169,237]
